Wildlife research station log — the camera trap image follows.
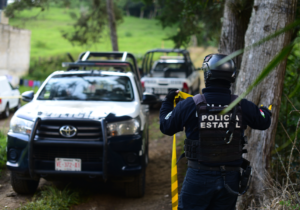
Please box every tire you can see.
[2,103,9,118]
[145,147,149,166]
[14,100,21,112]
[125,169,146,198]
[11,172,40,194]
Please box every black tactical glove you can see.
[260,106,272,117]
[164,89,179,103]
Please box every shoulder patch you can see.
[165,111,172,120]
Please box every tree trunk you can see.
[106,0,118,51]
[191,35,197,47]
[126,7,130,16]
[218,0,253,93]
[234,0,296,208]
[140,9,144,19]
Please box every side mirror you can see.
[22,91,34,102]
[142,93,157,104]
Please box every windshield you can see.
[153,62,186,71]
[37,75,134,101]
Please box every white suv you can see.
[0,76,21,118]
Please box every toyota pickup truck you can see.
[7,52,156,197]
[140,49,200,101]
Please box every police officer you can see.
[160,54,271,210]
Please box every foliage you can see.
[279,199,300,210]
[143,0,224,48]
[272,34,300,183]
[20,186,80,210]
[116,0,155,18]
[62,0,123,47]
[27,55,69,80]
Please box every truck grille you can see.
[36,119,102,141]
[33,145,102,162]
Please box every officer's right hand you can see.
[164,89,179,103]
[260,106,272,117]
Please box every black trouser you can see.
[178,165,240,210]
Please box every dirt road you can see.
[0,109,187,210]
[70,109,187,210]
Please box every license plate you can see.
[159,95,166,100]
[154,88,168,94]
[55,158,81,171]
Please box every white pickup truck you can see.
[140,49,200,101]
[0,76,21,118]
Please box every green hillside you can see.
[9,7,176,58]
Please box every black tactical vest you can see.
[184,94,247,163]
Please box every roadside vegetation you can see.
[0,131,6,174]
[20,186,80,210]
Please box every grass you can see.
[9,7,176,59]
[149,119,165,140]
[19,85,40,94]
[0,131,7,173]
[20,185,80,210]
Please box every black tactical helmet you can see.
[203,54,236,83]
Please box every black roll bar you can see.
[141,48,192,75]
[29,117,41,180]
[100,118,108,181]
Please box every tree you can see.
[234,0,297,208]
[218,0,253,92]
[143,0,224,48]
[106,0,119,51]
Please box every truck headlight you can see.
[10,116,34,135]
[107,118,140,136]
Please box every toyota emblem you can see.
[59,125,77,138]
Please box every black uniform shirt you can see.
[159,87,271,166]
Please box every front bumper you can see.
[7,118,145,180]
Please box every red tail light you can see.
[0,99,2,104]
[141,81,145,92]
[182,82,189,93]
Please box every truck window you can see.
[37,75,134,102]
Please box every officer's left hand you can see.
[164,89,179,102]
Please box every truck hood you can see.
[17,100,140,120]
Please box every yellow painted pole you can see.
[171,134,178,210]
[171,91,193,210]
